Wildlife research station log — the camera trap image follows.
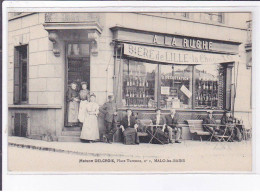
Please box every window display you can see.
[122,60,158,108]
[194,64,221,109]
[160,65,192,109]
[120,60,229,110]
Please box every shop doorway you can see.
[65,43,90,128]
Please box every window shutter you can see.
[13,48,20,104]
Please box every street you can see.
[8,137,252,172]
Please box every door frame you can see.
[64,41,92,128]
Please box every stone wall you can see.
[8,13,64,137]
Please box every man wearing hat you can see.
[202,110,220,141]
[100,95,117,143]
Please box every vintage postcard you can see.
[4,8,252,173]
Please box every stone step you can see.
[63,126,81,131]
[61,131,81,136]
[58,135,81,142]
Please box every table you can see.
[146,124,165,144]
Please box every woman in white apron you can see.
[78,82,90,123]
[80,94,100,142]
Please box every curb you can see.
[8,142,156,159]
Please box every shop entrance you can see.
[65,43,90,128]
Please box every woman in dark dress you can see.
[67,82,80,126]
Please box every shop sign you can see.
[153,35,213,51]
[124,43,237,65]
[111,27,240,54]
[180,85,192,98]
[161,86,170,95]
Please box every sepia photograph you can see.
[5,11,252,172]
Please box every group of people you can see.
[67,82,243,144]
[67,82,100,143]
[100,97,182,144]
[202,110,243,142]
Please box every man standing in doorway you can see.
[100,95,117,143]
[165,109,182,143]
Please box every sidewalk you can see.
[8,136,252,159]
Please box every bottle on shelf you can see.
[198,82,201,91]
[202,93,206,105]
[129,77,132,86]
[195,93,199,106]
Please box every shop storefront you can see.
[108,27,241,139]
[8,12,251,141]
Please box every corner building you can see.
[7,12,252,141]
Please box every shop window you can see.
[160,65,193,109]
[14,45,28,104]
[194,63,232,110]
[194,64,221,109]
[120,58,232,110]
[122,60,158,108]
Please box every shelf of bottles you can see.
[195,79,219,109]
[123,75,155,108]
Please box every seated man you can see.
[165,109,182,143]
[120,109,139,144]
[202,110,220,141]
[221,111,242,141]
[149,109,169,144]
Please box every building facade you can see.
[7,12,252,141]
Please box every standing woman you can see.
[78,82,90,123]
[80,94,100,142]
[67,82,80,126]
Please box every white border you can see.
[2,1,260,190]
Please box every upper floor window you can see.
[180,12,189,18]
[13,12,23,16]
[201,13,224,23]
[14,45,28,104]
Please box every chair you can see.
[186,120,211,141]
[213,124,233,142]
[236,124,251,140]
